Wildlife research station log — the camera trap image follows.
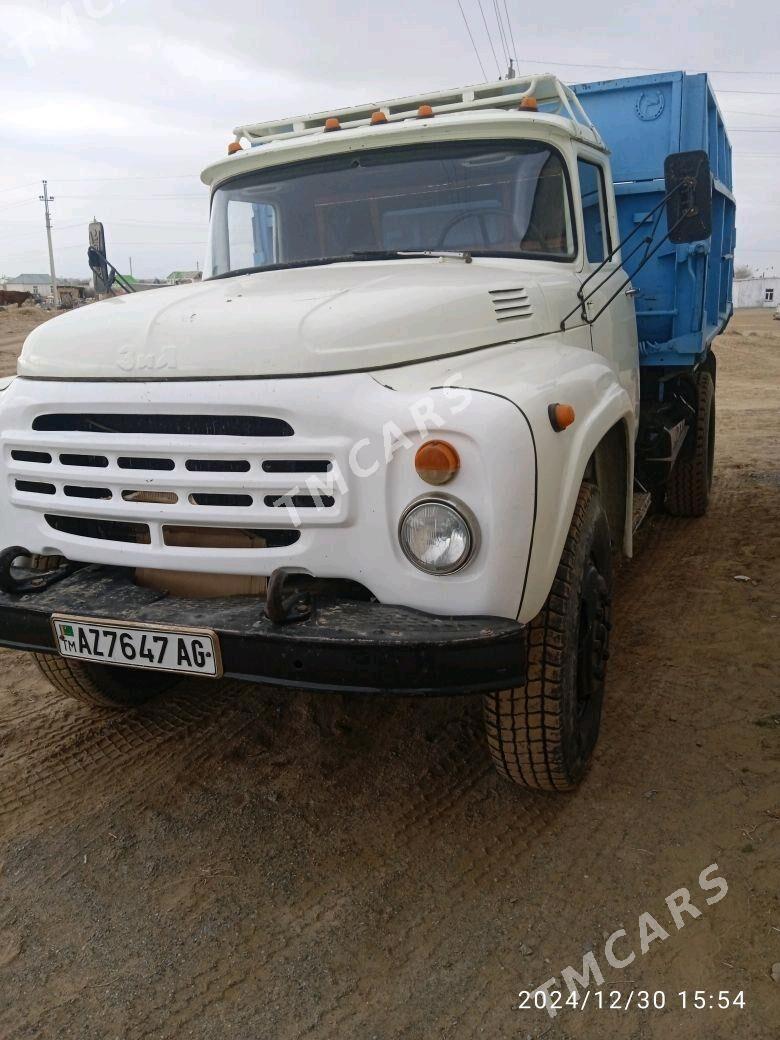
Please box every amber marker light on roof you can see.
[417,104,434,118]
[415,440,460,485]
[518,96,538,111]
[370,111,388,125]
[227,141,243,155]
[324,117,341,132]
[548,403,576,432]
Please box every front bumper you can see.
[0,565,526,696]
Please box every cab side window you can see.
[577,159,610,264]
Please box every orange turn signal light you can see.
[227,140,243,155]
[415,440,460,485]
[549,402,576,432]
[370,111,388,125]
[417,103,434,119]
[324,117,341,132]
[518,96,538,112]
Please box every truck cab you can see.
[0,72,733,791]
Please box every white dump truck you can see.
[0,71,734,789]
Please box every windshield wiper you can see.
[209,256,357,281]
[351,249,473,263]
[208,249,474,281]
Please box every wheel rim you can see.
[576,557,611,727]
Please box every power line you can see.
[455,0,487,80]
[54,194,206,200]
[717,88,780,95]
[475,0,502,78]
[724,109,780,117]
[0,181,39,196]
[0,197,38,212]
[502,0,518,64]
[491,0,511,67]
[99,218,207,229]
[13,240,206,252]
[512,54,780,77]
[52,175,200,184]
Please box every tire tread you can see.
[483,484,599,792]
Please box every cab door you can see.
[576,155,639,415]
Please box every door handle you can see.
[624,287,639,297]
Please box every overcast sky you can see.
[1,0,778,280]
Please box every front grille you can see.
[11,450,51,464]
[60,453,108,468]
[64,485,112,500]
[264,494,335,508]
[8,408,343,553]
[118,456,175,471]
[15,479,55,495]
[161,526,300,549]
[189,493,253,508]
[32,413,294,437]
[262,459,332,473]
[45,514,152,544]
[186,459,251,473]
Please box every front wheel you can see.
[33,653,175,708]
[483,484,613,791]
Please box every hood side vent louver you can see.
[489,287,533,323]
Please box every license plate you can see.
[51,615,223,678]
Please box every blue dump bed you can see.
[572,72,736,368]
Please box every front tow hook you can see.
[264,567,314,625]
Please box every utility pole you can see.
[129,256,133,277]
[39,180,59,309]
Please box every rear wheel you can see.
[666,370,715,517]
[33,653,175,708]
[483,484,613,791]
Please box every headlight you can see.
[399,498,475,574]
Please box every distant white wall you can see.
[0,281,49,297]
[733,277,780,308]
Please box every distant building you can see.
[110,275,163,294]
[1,273,54,298]
[733,276,780,309]
[57,284,88,309]
[167,270,202,285]
[0,274,88,305]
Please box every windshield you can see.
[205,140,575,278]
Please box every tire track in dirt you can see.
[0,682,253,839]
[124,713,499,1039]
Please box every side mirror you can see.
[88,220,113,293]
[664,150,712,244]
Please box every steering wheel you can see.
[435,208,555,253]
[435,208,518,250]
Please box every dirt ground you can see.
[0,307,777,1039]
[0,305,53,378]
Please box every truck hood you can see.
[18,259,568,380]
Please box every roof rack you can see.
[233,73,603,148]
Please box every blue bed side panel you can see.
[572,72,736,367]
